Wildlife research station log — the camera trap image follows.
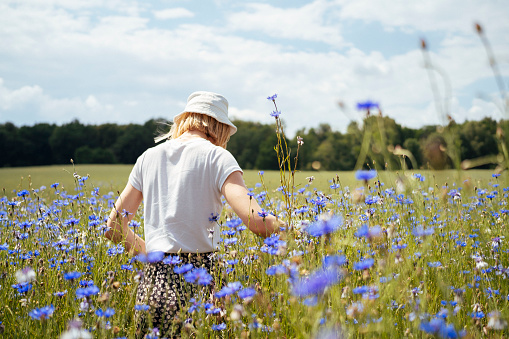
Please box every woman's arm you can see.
[221,171,281,237]
[105,183,146,255]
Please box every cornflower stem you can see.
[421,46,451,125]
[355,122,373,170]
[476,24,508,116]
[257,172,274,211]
[270,98,294,228]
[376,114,392,171]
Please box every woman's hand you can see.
[221,171,279,237]
[105,183,146,256]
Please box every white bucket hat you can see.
[174,91,237,136]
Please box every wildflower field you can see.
[1,158,509,338]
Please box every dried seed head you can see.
[475,23,483,34]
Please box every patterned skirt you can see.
[135,252,214,338]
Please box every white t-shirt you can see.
[128,138,242,253]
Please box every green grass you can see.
[0,165,501,196]
[1,165,508,338]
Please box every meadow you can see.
[1,159,508,338]
[0,164,498,196]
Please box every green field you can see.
[1,164,508,338]
[0,164,503,196]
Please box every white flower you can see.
[230,304,244,321]
[79,300,89,311]
[487,311,507,330]
[15,267,36,284]
[60,328,92,339]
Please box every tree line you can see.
[0,116,507,171]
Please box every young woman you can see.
[105,91,280,337]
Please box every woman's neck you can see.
[182,130,207,139]
[176,130,211,143]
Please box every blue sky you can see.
[0,0,508,137]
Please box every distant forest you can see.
[0,116,507,171]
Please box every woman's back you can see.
[129,137,242,253]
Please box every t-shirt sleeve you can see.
[128,153,145,192]
[214,149,243,192]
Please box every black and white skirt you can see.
[135,252,215,338]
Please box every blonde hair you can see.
[155,112,231,148]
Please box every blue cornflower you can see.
[295,206,309,214]
[222,229,236,236]
[419,318,462,338]
[412,226,434,237]
[212,323,227,331]
[354,224,381,240]
[413,173,425,181]
[270,110,281,118]
[107,244,125,256]
[135,304,150,311]
[163,255,182,265]
[238,287,256,299]
[206,307,222,315]
[266,265,287,275]
[12,282,32,294]
[209,213,219,222]
[224,237,238,246]
[356,101,379,110]
[187,298,202,313]
[79,280,95,287]
[323,255,347,268]
[448,189,461,200]
[364,195,379,205]
[76,285,100,298]
[215,281,243,298]
[96,308,115,318]
[121,264,133,271]
[29,305,55,320]
[355,170,377,181]
[51,183,59,188]
[267,94,277,101]
[292,267,342,297]
[53,290,67,297]
[174,263,194,274]
[303,296,318,306]
[258,209,269,218]
[226,218,242,229]
[133,251,164,263]
[305,215,343,237]
[184,268,213,286]
[17,189,30,197]
[353,285,370,294]
[428,261,442,268]
[264,234,283,247]
[353,258,375,270]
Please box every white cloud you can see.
[227,1,345,47]
[467,97,504,121]
[338,0,509,36]
[0,0,507,138]
[153,8,194,20]
[0,78,117,124]
[0,79,43,110]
